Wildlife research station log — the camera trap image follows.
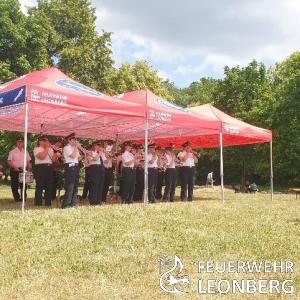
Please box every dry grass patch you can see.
[0,185,299,299]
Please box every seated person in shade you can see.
[206,171,214,187]
[245,182,258,193]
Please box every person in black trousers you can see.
[89,141,105,205]
[7,136,32,202]
[178,141,199,202]
[51,137,63,201]
[133,144,144,201]
[148,143,159,204]
[33,135,57,206]
[82,144,93,200]
[163,146,177,202]
[102,140,114,202]
[62,133,82,209]
[155,146,165,201]
[121,141,136,204]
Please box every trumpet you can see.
[192,150,201,159]
[51,145,63,153]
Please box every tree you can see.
[106,61,174,99]
[211,61,274,188]
[0,0,48,83]
[271,52,300,185]
[27,0,114,91]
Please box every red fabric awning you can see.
[0,67,145,139]
[188,104,272,147]
[115,90,272,148]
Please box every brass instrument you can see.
[192,150,201,159]
[164,153,181,167]
[108,136,126,157]
[75,142,93,157]
[51,145,63,153]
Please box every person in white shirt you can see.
[155,146,165,201]
[81,144,92,200]
[33,135,57,206]
[62,132,82,209]
[178,141,199,202]
[148,143,159,203]
[121,141,136,204]
[89,140,106,205]
[163,146,177,202]
[51,137,63,201]
[102,140,114,202]
[7,136,32,202]
[132,144,144,201]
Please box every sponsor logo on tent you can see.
[0,86,26,108]
[114,93,124,99]
[31,89,40,101]
[223,124,239,134]
[30,89,68,106]
[154,98,191,114]
[0,75,27,90]
[149,109,172,122]
[55,79,103,97]
[0,106,23,116]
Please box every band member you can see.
[163,146,177,202]
[155,146,165,201]
[121,141,136,204]
[62,132,82,209]
[33,135,57,206]
[7,136,32,202]
[133,144,144,201]
[89,140,105,205]
[81,144,92,200]
[148,143,159,204]
[102,140,114,202]
[115,152,123,200]
[51,137,63,201]
[178,141,199,202]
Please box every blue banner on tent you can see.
[0,86,26,108]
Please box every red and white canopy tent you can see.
[189,104,273,202]
[0,69,222,213]
[115,91,273,202]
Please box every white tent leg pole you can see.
[143,120,149,207]
[22,103,29,217]
[220,132,225,204]
[270,141,273,201]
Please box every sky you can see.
[20,0,300,87]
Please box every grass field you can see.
[0,184,299,299]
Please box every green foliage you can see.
[271,52,300,185]
[106,61,174,99]
[27,0,114,90]
[164,78,219,108]
[0,0,298,187]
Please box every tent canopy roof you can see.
[0,68,272,147]
[0,67,147,139]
